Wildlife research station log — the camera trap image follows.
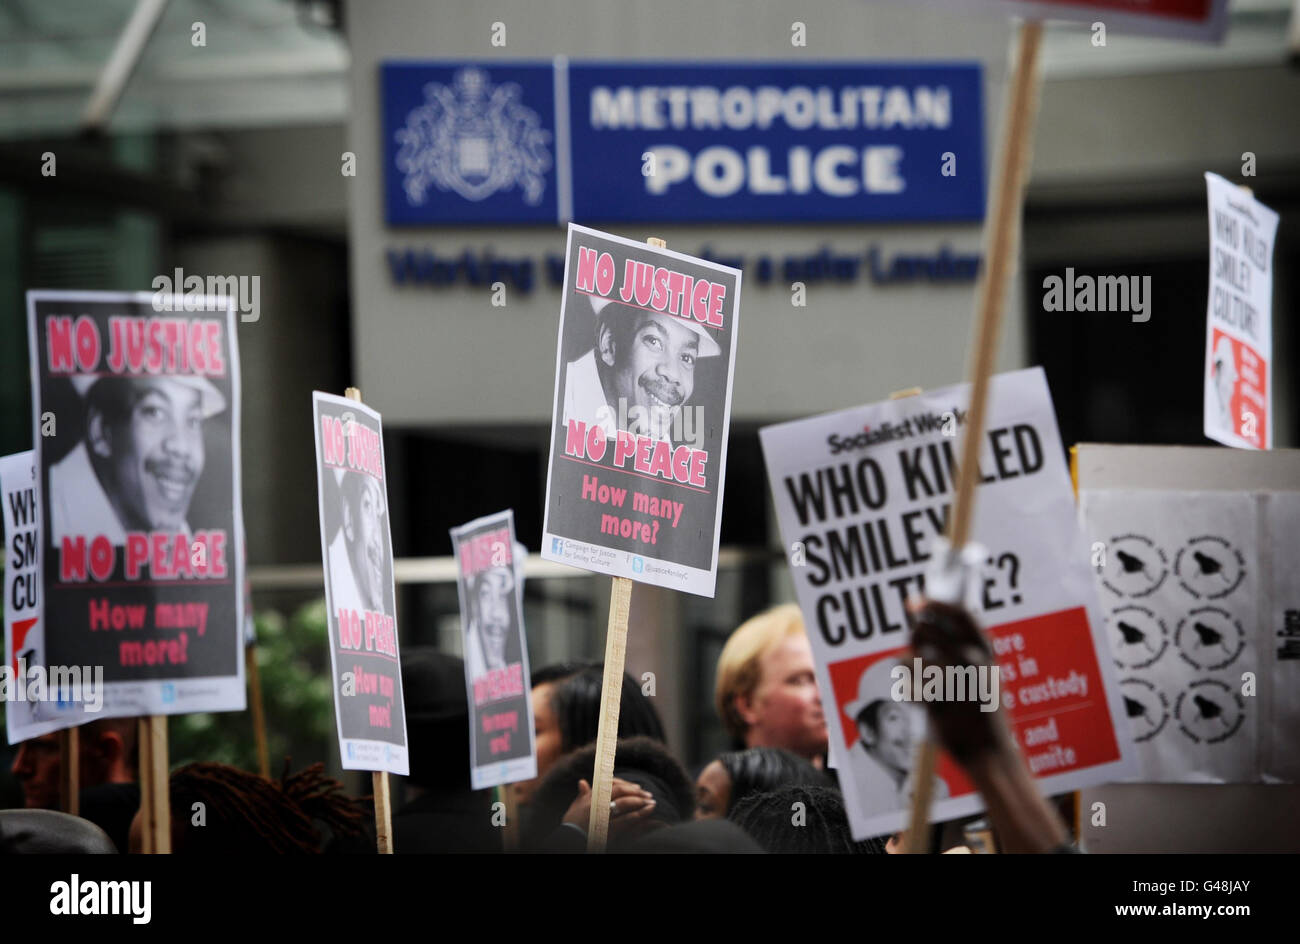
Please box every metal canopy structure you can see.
[0,0,348,139]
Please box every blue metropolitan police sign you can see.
[381,61,984,225]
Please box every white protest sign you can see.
[312,392,409,776]
[1263,492,1300,783]
[1203,173,1278,450]
[1080,489,1259,780]
[450,510,538,790]
[27,290,246,719]
[761,367,1134,839]
[1077,444,1300,785]
[884,0,1230,42]
[3,450,97,741]
[540,224,742,598]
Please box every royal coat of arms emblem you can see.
[394,66,552,206]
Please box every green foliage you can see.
[170,598,335,773]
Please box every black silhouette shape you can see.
[1117,620,1155,653]
[1192,621,1229,651]
[1193,550,1231,584]
[1193,693,1228,728]
[1124,696,1149,720]
[1116,550,1150,578]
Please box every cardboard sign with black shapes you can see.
[1080,486,1272,781]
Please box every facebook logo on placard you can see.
[551,538,564,554]
[161,684,176,704]
[632,557,645,574]
[347,743,355,760]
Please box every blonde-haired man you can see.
[714,604,828,766]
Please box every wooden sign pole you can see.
[344,385,394,854]
[137,717,153,854]
[373,766,393,854]
[586,235,667,852]
[498,784,520,852]
[148,715,170,853]
[137,715,170,853]
[902,19,1044,854]
[58,727,79,815]
[246,645,271,778]
[586,576,634,851]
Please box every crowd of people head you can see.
[4,600,1071,854]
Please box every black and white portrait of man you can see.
[844,658,948,818]
[328,469,391,614]
[465,565,521,678]
[48,375,225,544]
[1211,333,1238,430]
[561,296,720,444]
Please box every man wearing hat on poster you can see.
[464,564,520,679]
[1211,333,1238,431]
[329,468,390,615]
[49,375,225,544]
[562,295,720,445]
[843,656,949,819]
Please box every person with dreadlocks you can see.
[520,736,694,853]
[281,763,374,853]
[127,762,371,854]
[694,746,829,820]
[730,784,886,854]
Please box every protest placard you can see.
[450,510,537,790]
[1266,493,1300,784]
[312,391,408,777]
[3,449,96,741]
[1077,445,1300,784]
[1203,173,1278,450]
[887,0,1229,41]
[26,291,246,719]
[761,367,1134,839]
[540,224,742,598]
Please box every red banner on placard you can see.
[828,606,1123,802]
[1210,329,1268,450]
[1032,0,1211,20]
[878,0,1229,42]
